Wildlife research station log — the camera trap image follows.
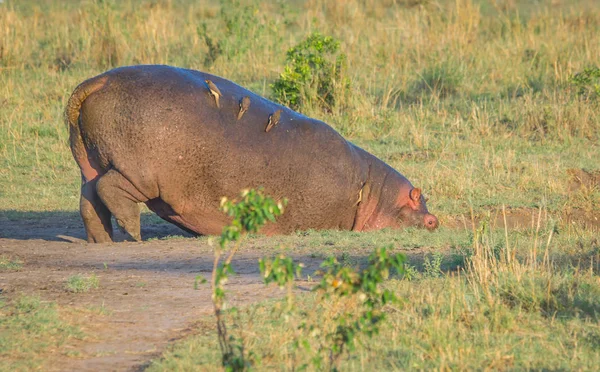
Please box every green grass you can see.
[143,215,600,370]
[148,269,600,371]
[1,0,600,369]
[1,0,599,221]
[0,295,84,370]
[149,227,600,371]
[64,274,100,293]
[0,255,23,271]
[150,287,600,371]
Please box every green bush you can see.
[423,251,444,278]
[271,32,350,111]
[210,189,406,371]
[570,66,600,100]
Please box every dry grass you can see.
[149,210,600,370]
[1,0,599,218]
[1,0,600,369]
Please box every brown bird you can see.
[265,109,282,132]
[205,79,222,108]
[237,96,251,120]
[355,187,363,206]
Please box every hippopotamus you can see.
[66,65,438,243]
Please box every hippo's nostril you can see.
[424,215,439,230]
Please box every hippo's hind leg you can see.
[80,178,113,243]
[96,169,147,242]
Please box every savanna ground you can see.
[1,0,600,370]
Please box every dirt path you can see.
[0,219,322,371]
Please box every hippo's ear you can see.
[410,188,421,202]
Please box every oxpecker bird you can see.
[238,96,251,120]
[205,80,222,108]
[265,109,282,132]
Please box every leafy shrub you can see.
[260,255,303,290]
[271,32,350,112]
[310,246,405,370]
[211,188,405,371]
[402,263,420,281]
[218,189,287,248]
[260,246,406,371]
[570,66,600,100]
[211,188,287,371]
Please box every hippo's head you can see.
[397,188,439,231]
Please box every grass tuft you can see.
[64,274,100,293]
[0,255,23,271]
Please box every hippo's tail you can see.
[65,75,109,182]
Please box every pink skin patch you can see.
[424,214,439,230]
[80,156,100,182]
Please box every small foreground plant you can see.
[311,246,405,370]
[259,255,304,312]
[211,188,287,371]
[423,251,444,278]
[259,246,406,371]
[212,188,406,371]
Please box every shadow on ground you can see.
[0,210,193,242]
[2,204,599,243]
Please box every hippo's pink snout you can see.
[424,214,439,231]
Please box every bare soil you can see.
[0,218,322,372]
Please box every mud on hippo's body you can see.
[66,65,438,243]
